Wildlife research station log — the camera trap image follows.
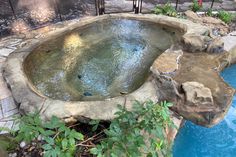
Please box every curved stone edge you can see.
[111,13,216,53]
[2,13,219,124]
[3,50,158,121]
[25,13,216,53]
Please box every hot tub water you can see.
[24,19,178,101]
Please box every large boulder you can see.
[151,49,183,75]
[182,82,213,107]
[184,10,202,22]
[182,34,209,52]
[151,48,183,103]
[184,10,230,36]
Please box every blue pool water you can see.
[173,64,236,157]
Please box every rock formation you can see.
[151,48,235,127]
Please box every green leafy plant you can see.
[206,8,213,17]
[90,100,175,157]
[191,0,202,12]
[1,100,174,157]
[15,113,84,157]
[153,3,177,17]
[217,10,234,24]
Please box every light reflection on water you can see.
[25,19,178,101]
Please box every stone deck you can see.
[0,37,24,134]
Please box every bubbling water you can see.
[24,19,178,101]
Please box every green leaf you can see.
[90,147,99,155]
[44,151,51,157]
[165,102,173,107]
[42,144,52,150]
[44,130,56,136]
[61,139,68,150]
[45,137,55,145]
[69,138,75,146]
[45,116,62,129]
[51,149,58,157]
[89,120,100,132]
[36,127,45,134]
[58,125,67,132]
[63,127,71,137]
[70,130,84,140]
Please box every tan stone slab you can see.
[223,34,236,52]
[0,82,11,99]
[1,97,17,115]
[4,120,13,129]
[3,109,19,118]
[0,121,13,134]
[0,112,20,134]
[151,49,183,74]
[0,38,22,50]
[0,48,14,57]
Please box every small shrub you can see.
[206,8,213,17]
[90,100,175,157]
[217,10,233,24]
[15,113,84,157]
[1,100,174,157]
[153,3,177,17]
[191,0,202,12]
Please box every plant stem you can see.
[75,131,104,147]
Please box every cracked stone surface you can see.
[0,95,19,134]
[0,37,23,134]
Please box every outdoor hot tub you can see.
[4,13,226,123]
[24,18,179,101]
